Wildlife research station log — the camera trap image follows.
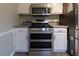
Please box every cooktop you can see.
[29,23,53,28]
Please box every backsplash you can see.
[19,14,59,25]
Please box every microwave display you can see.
[32,8,50,14]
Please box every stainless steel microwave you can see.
[31,7,51,15]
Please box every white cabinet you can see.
[18,3,31,14]
[51,3,63,14]
[53,28,67,52]
[14,28,29,52]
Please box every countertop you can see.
[50,25,68,28]
[14,25,30,28]
[14,25,68,28]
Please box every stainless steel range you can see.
[28,19,53,51]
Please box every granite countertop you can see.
[14,25,30,28]
[50,25,69,28]
[14,24,68,28]
[14,26,29,28]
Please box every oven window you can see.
[30,42,51,48]
[30,33,52,39]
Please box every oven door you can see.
[30,33,52,40]
[30,42,52,50]
[32,8,50,14]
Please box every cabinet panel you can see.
[54,34,67,52]
[18,3,31,14]
[54,28,67,33]
[54,34,67,47]
[14,28,28,52]
[51,3,63,14]
[15,33,26,48]
[53,28,67,52]
[63,3,74,14]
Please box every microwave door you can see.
[31,8,51,15]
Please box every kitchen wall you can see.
[0,31,14,56]
[0,3,19,56]
[0,3,19,33]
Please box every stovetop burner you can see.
[29,23,53,28]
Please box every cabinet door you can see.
[51,3,63,14]
[54,33,67,52]
[18,3,31,14]
[14,29,28,52]
[63,3,74,14]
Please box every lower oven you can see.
[30,42,52,50]
[29,30,53,50]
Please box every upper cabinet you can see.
[18,3,31,14]
[18,3,63,14]
[51,3,63,14]
[63,3,74,14]
[31,3,50,8]
[67,3,73,12]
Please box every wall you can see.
[0,30,14,56]
[0,3,19,56]
[0,3,19,33]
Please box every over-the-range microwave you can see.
[31,7,51,15]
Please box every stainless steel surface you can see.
[30,40,51,42]
[31,4,51,15]
[75,29,79,55]
[28,28,53,33]
[29,27,53,50]
[75,4,79,56]
[31,3,51,8]
[28,18,53,51]
[31,14,51,16]
[31,19,49,23]
[75,38,79,56]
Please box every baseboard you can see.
[10,51,15,56]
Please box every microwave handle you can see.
[46,8,48,13]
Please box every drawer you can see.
[54,28,67,33]
[15,29,27,33]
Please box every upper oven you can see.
[30,33,52,40]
